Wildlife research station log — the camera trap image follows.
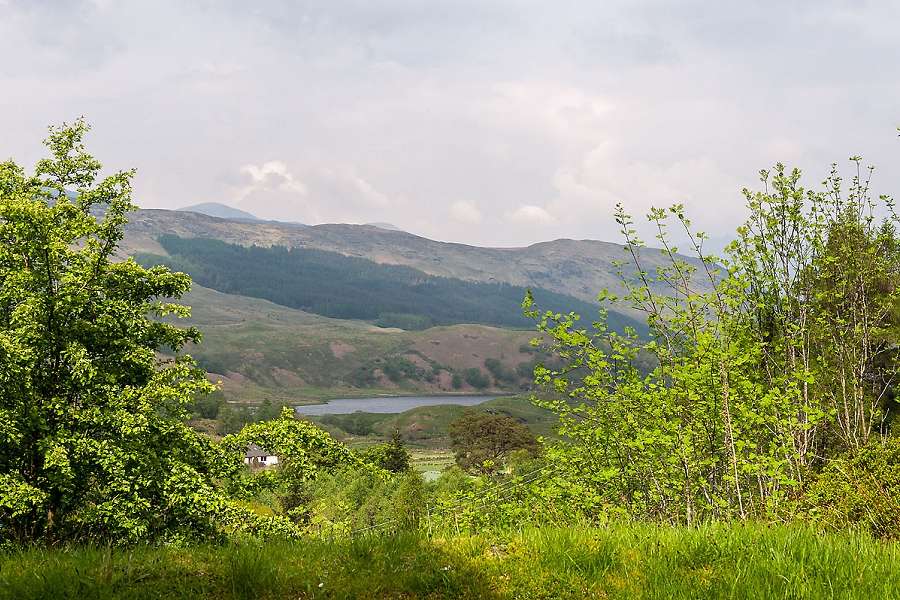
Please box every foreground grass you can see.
[1,524,897,599]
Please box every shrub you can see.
[451,373,463,389]
[796,438,900,539]
[484,358,517,384]
[463,368,490,390]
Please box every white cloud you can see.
[236,161,307,205]
[510,204,556,225]
[449,200,482,224]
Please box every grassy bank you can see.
[2,523,897,599]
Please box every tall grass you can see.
[0,523,897,599]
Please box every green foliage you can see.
[449,410,539,474]
[0,120,240,545]
[138,235,640,332]
[380,355,421,383]
[484,357,517,384]
[213,399,293,435]
[462,367,490,389]
[222,407,366,481]
[796,437,900,539]
[284,467,425,534]
[191,391,225,419]
[319,412,383,436]
[0,122,375,545]
[526,158,900,524]
[356,430,411,473]
[451,372,463,389]
[382,430,412,473]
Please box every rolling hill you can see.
[123,208,703,312]
[123,207,690,404]
[171,284,552,404]
[137,234,642,332]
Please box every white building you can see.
[243,443,279,468]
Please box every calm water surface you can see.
[294,395,501,415]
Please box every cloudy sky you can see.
[1,1,898,247]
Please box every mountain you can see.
[122,207,691,403]
[177,202,260,221]
[137,234,640,332]
[364,222,404,231]
[123,208,702,310]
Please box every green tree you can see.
[354,430,410,473]
[451,372,463,389]
[449,411,539,474]
[381,429,411,473]
[526,158,900,524]
[0,120,241,544]
[192,391,225,420]
[484,358,517,385]
[463,367,490,390]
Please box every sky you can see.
[1,0,898,248]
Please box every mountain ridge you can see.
[177,202,261,221]
[123,208,697,309]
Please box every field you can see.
[3,524,897,599]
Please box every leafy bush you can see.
[484,358,517,384]
[463,368,490,389]
[356,431,411,473]
[381,356,421,383]
[0,120,239,545]
[795,438,900,539]
[192,392,225,419]
[452,373,463,389]
[286,468,425,533]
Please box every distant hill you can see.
[123,208,708,315]
[119,208,684,403]
[177,202,260,221]
[166,283,553,404]
[364,222,404,232]
[137,234,643,333]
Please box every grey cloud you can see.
[0,1,897,248]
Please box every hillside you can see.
[174,284,553,403]
[122,208,705,311]
[123,207,690,403]
[138,235,639,332]
[177,202,261,221]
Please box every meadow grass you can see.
[1,523,896,599]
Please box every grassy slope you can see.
[3,524,897,599]
[177,284,542,403]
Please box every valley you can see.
[128,206,633,405]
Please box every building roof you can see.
[245,443,271,458]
